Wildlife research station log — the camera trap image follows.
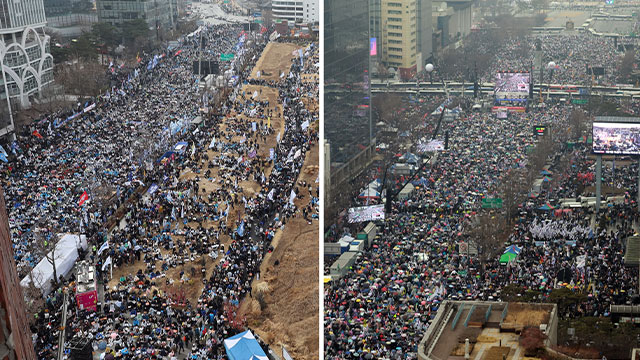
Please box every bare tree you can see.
[56,61,109,98]
[569,108,588,140]
[372,93,402,124]
[31,220,63,288]
[618,50,636,83]
[23,275,45,326]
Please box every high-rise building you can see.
[381,0,417,79]
[0,184,36,360]
[325,0,372,164]
[96,0,176,30]
[378,0,432,80]
[325,0,375,220]
[416,0,432,66]
[0,0,54,139]
[272,0,318,24]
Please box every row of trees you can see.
[51,20,152,64]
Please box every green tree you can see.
[70,32,98,61]
[548,287,587,315]
[121,19,151,46]
[92,22,121,49]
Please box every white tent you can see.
[21,234,87,296]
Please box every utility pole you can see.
[57,290,69,360]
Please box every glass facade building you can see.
[324,0,373,165]
[97,0,175,29]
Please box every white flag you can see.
[301,120,309,131]
[267,188,275,201]
[289,190,296,205]
[97,241,109,256]
[102,256,112,271]
[276,132,281,143]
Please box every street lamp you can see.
[546,61,556,101]
[425,63,434,84]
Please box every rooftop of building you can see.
[419,301,558,360]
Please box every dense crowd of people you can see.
[12,21,318,359]
[325,91,640,358]
[422,32,624,87]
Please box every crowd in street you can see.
[424,32,624,87]
[325,92,640,358]
[13,22,318,359]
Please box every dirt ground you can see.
[105,39,318,358]
[240,142,319,360]
[503,303,551,328]
[250,42,301,81]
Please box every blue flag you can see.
[236,221,245,237]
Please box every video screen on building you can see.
[348,205,385,223]
[593,121,640,155]
[494,72,530,99]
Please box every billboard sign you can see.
[593,121,640,155]
[534,125,547,137]
[370,38,377,56]
[348,205,385,223]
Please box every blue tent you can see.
[400,152,419,164]
[224,330,268,360]
[504,245,522,254]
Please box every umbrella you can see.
[538,203,555,211]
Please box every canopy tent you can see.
[540,169,552,175]
[21,234,87,296]
[158,141,189,162]
[224,330,268,360]
[542,176,552,182]
[538,203,555,211]
[499,252,517,264]
[359,180,381,199]
[399,152,419,164]
[504,245,522,254]
[358,188,380,199]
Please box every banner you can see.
[83,103,96,113]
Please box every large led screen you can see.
[494,72,530,99]
[593,121,640,155]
